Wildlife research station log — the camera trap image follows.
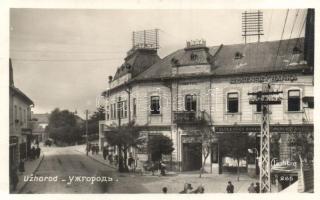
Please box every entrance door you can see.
[182,143,202,171]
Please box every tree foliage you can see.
[147,135,174,162]
[218,132,255,181]
[105,121,143,172]
[47,108,84,145]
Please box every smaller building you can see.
[9,59,34,172]
[31,113,50,142]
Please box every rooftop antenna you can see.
[242,10,264,44]
[131,28,160,50]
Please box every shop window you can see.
[150,96,160,114]
[288,90,300,111]
[185,94,197,111]
[227,93,239,113]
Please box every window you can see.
[124,101,127,118]
[24,109,26,124]
[185,94,197,111]
[14,105,17,121]
[113,103,117,119]
[227,93,239,113]
[133,98,137,117]
[19,107,22,123]
[150,96,160,114]
[288,90,300,111]
[117,100,127,119]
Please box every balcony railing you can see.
[173,111,203,124]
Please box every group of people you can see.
[161,183,205,194]
[226,181,260,193]
[248,182,260,193]
[161,181,260,193]
[86,143,99,155]
[29,146,41,160]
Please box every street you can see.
[20,146,117,194]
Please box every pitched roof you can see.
[134,38,308,81]
[113,49,160,80]
[10,86,34,105]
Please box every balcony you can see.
[173,111,202,124]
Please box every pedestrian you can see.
[226,181,234,193]
[179,183,193,193]
[128,153,134,172]
[103,147,108,160]
[162,187,168,194]
[159,160,166,176]
[96,144,99,154]
[114,154,119,166]
[36,146,41,159]
[254,182,260,193]
[108,154,113,164]
[91,145,95,155]
[86,143,90,156]
[30,146,36,160]
[248,182,255,193]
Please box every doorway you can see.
[182,143,202,171]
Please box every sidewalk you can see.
[71,145,117,170]
[11,153,44,194]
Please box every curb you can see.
[74,149,117,170]
[17,154,45,194]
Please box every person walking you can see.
[226,181,234,193]
[248,183,256,193]
[254,182,260,193]
[36,146,41,159]
[103,147,108,160]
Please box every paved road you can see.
[20,146,116,194]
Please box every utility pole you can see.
[248,83,283,193]
[85,109,89,156]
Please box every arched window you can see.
[185,94,197,111]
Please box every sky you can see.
[9,9,307,118]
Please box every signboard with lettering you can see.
[215,124,313,133]
[230,74,297,84]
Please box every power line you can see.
[273,9,290,69]
[284,9,300,53]
[10,58,123,62]
[10,49,127,54]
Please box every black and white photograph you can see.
[5,5,315,195]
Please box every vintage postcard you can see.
[1,0,318,199]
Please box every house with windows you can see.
[9,59,34,175]
[101,33,313,175]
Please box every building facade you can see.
[101,36,313,175]
[9,59,34,172]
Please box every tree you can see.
[47,108,83,145]
[218,132,255,181]
[147,135,174,163]
[87,105,105,140]
[105,121,143,172]
[194,116,215,178]
[288,133,314,163]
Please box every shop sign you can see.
[215,125,313,133]
[230,74,297,84]
[181,135,202,143]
